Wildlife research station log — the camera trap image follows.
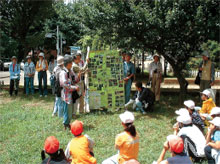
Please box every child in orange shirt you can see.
[102,111,139,164]
[65,120,96,164]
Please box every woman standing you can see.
[49,55,57,95]
[36,52,48,97]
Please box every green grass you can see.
[0,91,207,164]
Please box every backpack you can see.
[54,73,62,97]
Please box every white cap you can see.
[39,52,44,58]
[175,108,189,116]
[153,54,160,58]
[209,117,220,127]
[119,111,135,124]
[184,100,195,109]
[57,56,64,66]
[194,106,201,111]
[201,89,211,98]
[177,115,192,125]
[210,107,220,116]
[76,50,82,55]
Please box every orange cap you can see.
[167,135,184,153]
[71,120,84,136]
[44,136,59,154]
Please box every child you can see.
[200,89,216,115]
[204,117,220,164]
[41,136,69,164]
[156,135,192,164]
[184,100,204,132]
[102,111,139,164]
[65,120,97,164]
[36,52,48,97]
[24,56,35,95]
[9,56,20,96]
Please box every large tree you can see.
[79,0,219,101]
[0,0,53,62]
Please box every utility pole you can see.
[56,26,59,56]
[60,33,62,56]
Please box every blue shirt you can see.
[9,62,20,80]
[24,62,35,77]
[212,130,220,142]
[123,61,135,78]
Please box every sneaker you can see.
[40,95,43,97]
[142,111,147,115]
[52,113,57,117]
[44,95,47,98]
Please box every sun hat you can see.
[153,54,160,59]
[209,117,220,127]
[194,106,201,111]
[202,51,210,57]
[57,56,64,66]
[210,107,220,116]
[175,108,189,116]
[11,56,17,60]
[167,135,184,153]
[39,52,44,58]
[119,111,135,124]
[184,100,195,110]
[71,120,84,136]
[64,56,73,66]
[76,50,82,56]
[177,115,192,125]
[44,136,59,154]
[201,89,211,98]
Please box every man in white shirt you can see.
[175,114,206,162]
[148,54,162,102]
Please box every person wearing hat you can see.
[65,120,97,164]
[24,55,35,95]
[36,52,48,97]
[156,135,192,164]
[199,50,215,92]
[123,53,135,103]
[52,56,64,117]
[72,54,89,114]
[148,53,162,102]
[9,56,20,96]
[210,107,220,119]
[41,136,69,164]
[204,117,220,164]
[49,55,57,95]
[184,100,204,132]
[200,89,216,122]
[59,56,79,129]
[175,115,206,162]
[102,111,139,164]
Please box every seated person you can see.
[200,89,216,122]
[41,136,69,164]
[125,81,155,114]
[65,120,96,164]
[210,107,220,119]
[184,100,204,132]
[156,135,192,164]
[174,115,206,162]
[204,117,220,164]
[102,111,139,164]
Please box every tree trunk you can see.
[172,65,189,103]
[142,51,144,75]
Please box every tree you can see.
[0,0,53,62]
[79,0,220,101]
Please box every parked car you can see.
[3,58,11,71]
[0,60,4,71]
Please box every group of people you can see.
[41,89,220,164]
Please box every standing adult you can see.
[36,52,48,97]
[149,54,162,102]
[123,53,135,104]
[199,51,215,92]
[24,56,35,95]
[73,53,89,113]
[49,55,57,95]
[9,56,20,96]
[52,56,64,117]
[59,56,79,129]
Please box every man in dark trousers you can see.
[124,81,155,114]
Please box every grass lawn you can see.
[0,91,207,164]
